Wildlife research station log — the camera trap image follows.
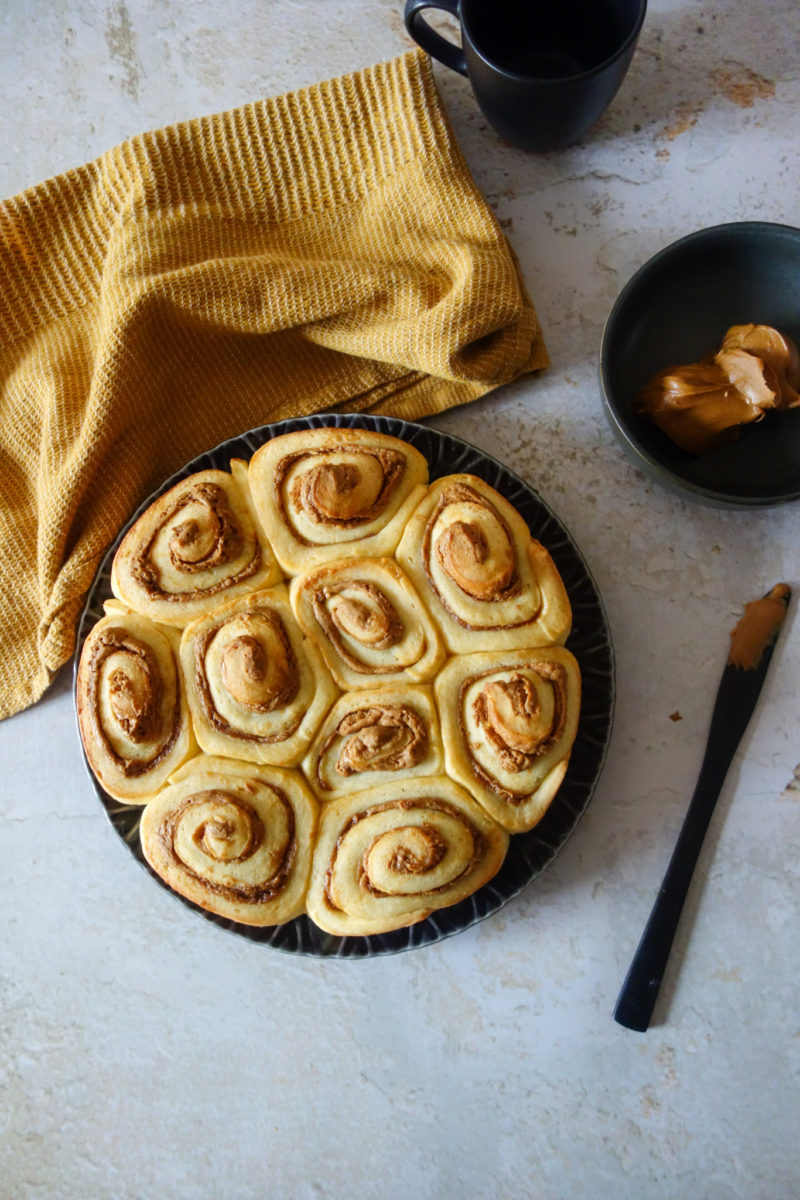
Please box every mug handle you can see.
[404,0,468,77]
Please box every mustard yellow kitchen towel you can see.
[0,48,548,720]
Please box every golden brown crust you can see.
[111,462,281,626]
[179,585,339,765]
[305,776,508,936]
[301,683,444,801]
[139,757,318,926]
[396,474,571,652]
[289,557,446,690]
[435,646,581,833]
[247,428,428,573]
[76,605,195,802]
[79,428,578,936]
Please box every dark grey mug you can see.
[404,0,647,152]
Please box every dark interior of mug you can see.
[464,0,643,80]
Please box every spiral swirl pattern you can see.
[397,474,571,653]
[79,423,591,946]
[140,757,318,926]
[180,586,338,765]
[248,428,428,572]
[302,684,443,800]
[305,777,509,935]
[290,557,445,689]
[76,606,195,802]
[111,462,280,625]
[435,647,581,832]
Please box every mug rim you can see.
[459,0,648,85]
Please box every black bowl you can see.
[600,221,800,508]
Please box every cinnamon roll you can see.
[140,756,318,926]
[289,557,446,690]
[301,684,444,801]
[247,427,428,573]
[396,474,571,653]
[76,604,196,802]
[111,460,281,626]
[305,776,509,936]
[179,585,338,765]
[435,647,581,832]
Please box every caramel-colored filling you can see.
[422,482,524,627]
[219,628,298,712]
[436,519,515,601]
[130,482,261,600]
[463,662,568,800]
[636,324,800,454]
[721,325,800,409]
[312,580,404,672]
[158,787,295,902]
[728,582,791,669]
[297,461,383,521]
[324,797,483,910]
[108,661,160,742]
[317,704,428,787]
[194,609,302,742]
[275,446,406,542]
[190,789,265,861]
[373,824,447,877]
[83,627,181,777]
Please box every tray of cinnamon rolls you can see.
[74,415,614,955]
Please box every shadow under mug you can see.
[404,0,647,152]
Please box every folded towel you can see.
[0,48,548,720]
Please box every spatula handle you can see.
[614,652,775,1031]
[613,753,728,1031]
[614,588,789,1032]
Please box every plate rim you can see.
[73,412,616,958]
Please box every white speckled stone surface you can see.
[1,2,799,1197]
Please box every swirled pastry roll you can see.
[301,684,443,801]
[248,427,428,573]
[76,604,196,802]
[435,647,581,832]
[111,460,281,626]
[396,474,571,653]
[180,586,338,765]
[140,756,318,926]
[289,557,446,689]
[305,776,509,936]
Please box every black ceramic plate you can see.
[74,413,614,957]
[601,221,800,507]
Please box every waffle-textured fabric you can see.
[0,49,548,721]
